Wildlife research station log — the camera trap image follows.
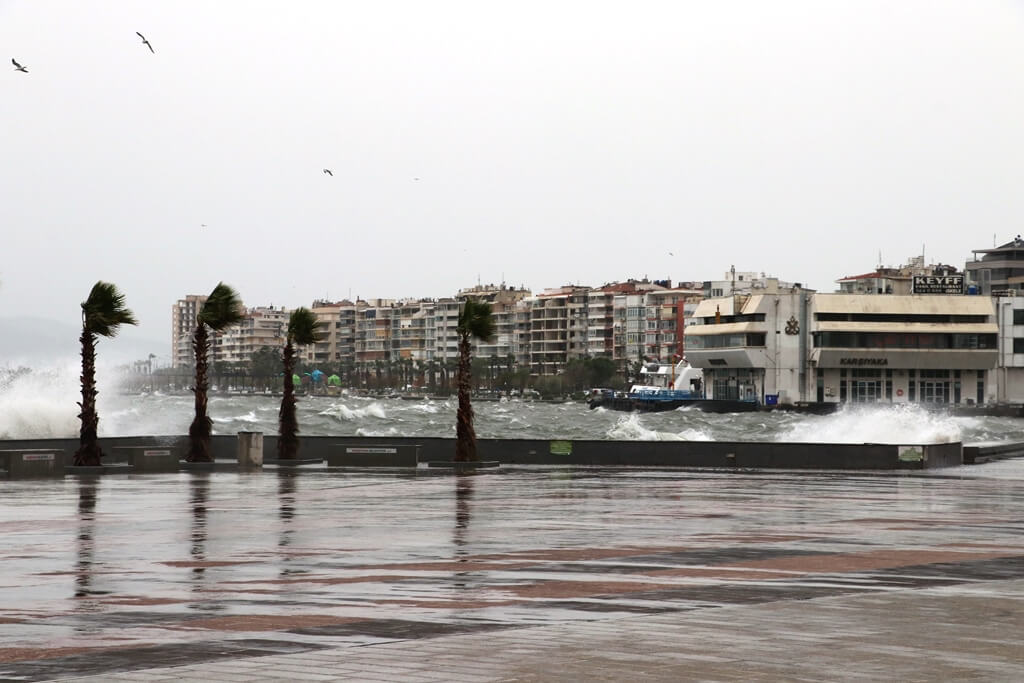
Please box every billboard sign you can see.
[913,275,963,294]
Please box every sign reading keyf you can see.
[912,275,964,294]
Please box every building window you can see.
[687,333,766,349]
[814,332,996,350]
[1013,310,1024,325]
[1014,338,1024,354]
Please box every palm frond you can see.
[197,282,244,331]
[287,307,321,346]
[81,281,138,337]
[457,299,495,342]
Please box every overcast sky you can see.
[2,1,1023,354]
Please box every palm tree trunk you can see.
[455,333,477,461]
[75,328,102,466]
[187,324,213,462]
[278,341,299,459]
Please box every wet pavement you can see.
[2,462,1024,681]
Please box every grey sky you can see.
[3,1,1023,355]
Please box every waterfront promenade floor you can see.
[2,460,1024,681]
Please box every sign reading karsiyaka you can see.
[912,275,963,294]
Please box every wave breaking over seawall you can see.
[0,361,122,439]
[776,403,963,444]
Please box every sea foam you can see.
[606,413,713,441]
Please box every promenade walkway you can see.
[2,460,1023,681]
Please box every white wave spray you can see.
[0,361,126,439]
[776,403,962,444]
[605,413,713,441]
[319,401,388,421]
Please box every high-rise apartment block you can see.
[171,295,207,368]
[213,306,289,363]
[171,296,289,368]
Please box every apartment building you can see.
[644,286,703,362]
[354,299,395,370]
[966,236,1024,295]
[456,284,530,361]
[392,299,431,362]
[305,300,356,366]
[587,279,664,360]
[172,296,292,368]
[585,287,616,358]
[171,295,207,368]
[214,306,289,364]
[431,299,461,364]
[525,286,590,375]
[513,300,532,367]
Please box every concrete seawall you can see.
[1,434,963,475]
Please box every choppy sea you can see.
[2,364,1023,444]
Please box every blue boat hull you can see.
[588,397,759,413]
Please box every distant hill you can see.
[0,316,167,367]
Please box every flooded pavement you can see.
[2,463,1024,681]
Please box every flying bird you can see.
[323,169,333,176]
[11,58,27,73]
[136,32,154,53]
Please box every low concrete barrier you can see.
[111,446,181,472]
[962,441,1024,464]
[327,444,420,467]
[0,436,971,474]
[325,437,963,470]
[0,449,65,478]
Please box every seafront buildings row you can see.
[170,237,1024,405]
[171,278,696,377]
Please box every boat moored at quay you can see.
[586,386,760,413]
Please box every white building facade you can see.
[685,282,811,402]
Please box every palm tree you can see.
[75,282,137,466]
[455,300,495,462]
[278,307,320,460]
[187,283,243,462]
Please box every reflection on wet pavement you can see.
[1,464,1024,680]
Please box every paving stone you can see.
[9,467,1024,681]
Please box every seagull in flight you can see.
[136,32,155,53]
[323,169,333,176]
[11,58,28,73]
